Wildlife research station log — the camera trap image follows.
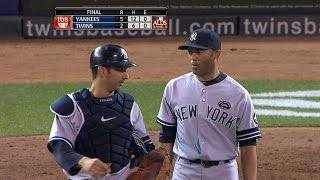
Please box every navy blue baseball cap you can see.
[178,28,221,50]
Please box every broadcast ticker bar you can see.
[54,7,168,30]
[55,7,167,15]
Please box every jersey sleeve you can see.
[157,82,177,127]
[130,102,155,151]
[236,93,262,145]
[48,95,84,152]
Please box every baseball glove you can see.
[127,147,172,180]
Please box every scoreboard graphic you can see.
[53,7,168,30]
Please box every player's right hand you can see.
[78,156,111,178]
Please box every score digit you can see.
[130,16,136,22]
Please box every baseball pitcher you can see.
[157,28,262,180]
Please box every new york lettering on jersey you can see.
[174,104,238,129]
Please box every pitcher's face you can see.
[188,48,220,79]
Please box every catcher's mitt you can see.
[127,147,172,180]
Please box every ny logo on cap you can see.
[121,49,129,59]
[190,32,197,41]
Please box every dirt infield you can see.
[1,37,320,180]
[1,37,320,83]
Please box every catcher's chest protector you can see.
[73,88,135,173]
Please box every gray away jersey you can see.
[157,72,261,161]
[48,93,151,179]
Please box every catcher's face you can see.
[107,67,129,91]
[99,66,129,91]
[188,48,220,80]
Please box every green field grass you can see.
[0,80,319,137]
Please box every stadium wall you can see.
[0,0,20,15]
[1,0,320,38]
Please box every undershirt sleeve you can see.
[159,124,177,143]
[49,140,83,176]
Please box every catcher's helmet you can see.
[90,44,137,69]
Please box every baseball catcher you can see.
[47,44,156,180]
[127,147,172,180]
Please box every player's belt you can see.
[180,157,231,168]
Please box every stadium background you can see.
[0,1,319,179]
